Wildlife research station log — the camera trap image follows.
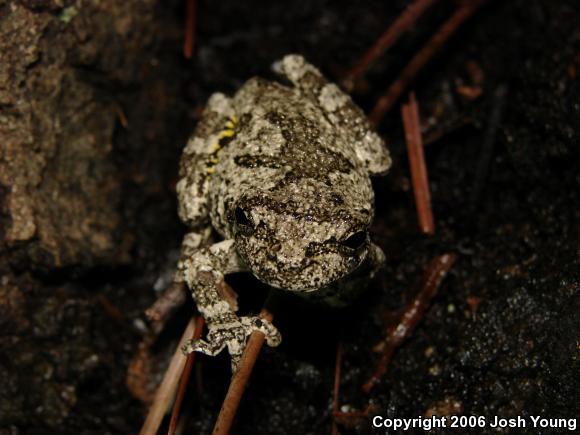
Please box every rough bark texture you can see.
[1,0,180,430]
[0,0,578,433]
[0,0,159,269]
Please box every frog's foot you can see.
[182,314,281,371]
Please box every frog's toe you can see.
[241,316,282,347]
[181,337,225,357]
[182,316,280,372]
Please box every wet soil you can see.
[0,0,578,434]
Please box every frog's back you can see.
[208,77,374,238]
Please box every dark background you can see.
[0,0,578,433]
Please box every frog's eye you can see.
[234,206,252,228]
[342,231,367,251]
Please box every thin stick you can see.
[97,294,125,320]
[334,408,373,419]
[212,309,273,435]
[183,0,196,59]
[331,342,343,435]
[401,92,435,235]
[127,337,156,404]
[423,115,473,146]
[341,0,438,91]
[362,253,457,393]
[114,102,129,129]
[470,85,507,209]
[140,318,198,435]
[369,2,484,124]
[167,316,206,435]
[127,282,188,403]
[145,282,187,329]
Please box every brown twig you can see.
[362,252,457,394]
[341,0,438,91]
[369,2,485,125]
[212,308,274,435]
[167,315,206,435]
[97,293,125,320]
[127,282,188,404]
[127,336,156,404]
[333,404,377,429]
[401,92,435,235]
[423,115,473,146]
[114,102,129,129]
[333,406,374,419]
[139,318,198,435]
[145,282,188,330]
[470,84,507,210]
[183,0,196,59]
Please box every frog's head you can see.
[230,187,373,291]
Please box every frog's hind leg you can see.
[176,93,236,229]
[126,95,236,402]
[175,92,236,283]
[273,54,392,176]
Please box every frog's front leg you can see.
[334,241,385,303]
[367,242,386,280]
[307,242,386,307]
[178,239,281,371]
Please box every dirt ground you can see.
[0,0,578,433]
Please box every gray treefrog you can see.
[176,55,391,370]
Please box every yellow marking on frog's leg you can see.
[223,115,237,131]
[206,116,237,176]
[218,129,235,139]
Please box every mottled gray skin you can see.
[176,55,391,370]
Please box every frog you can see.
[176,54,392,371]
